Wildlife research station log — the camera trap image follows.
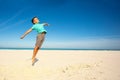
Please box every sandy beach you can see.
[0,50,120,80]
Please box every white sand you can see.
[0,50,120,80]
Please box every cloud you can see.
[0,9,24,27]
[0,9,26,32]
[0,20,27,32]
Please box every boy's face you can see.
[33,18,39,24]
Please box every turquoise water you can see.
[0,48,83,50]
[0,48,120,51]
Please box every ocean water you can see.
[0,48,120,51]
[0,48,82,50]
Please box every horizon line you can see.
[0,47,120,50]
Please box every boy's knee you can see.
[35,46,39,49]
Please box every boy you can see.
[20,17,49,65]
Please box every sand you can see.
[0,50,120,80]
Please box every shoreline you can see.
[0,47,120,51]
[0,48,120,51]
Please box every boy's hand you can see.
[20,35,24,39]
[47,23,50,26]
[43,23,50,26]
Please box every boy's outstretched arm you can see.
[20,28,32,39]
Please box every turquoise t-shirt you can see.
[32,23,47,34]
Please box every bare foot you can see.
[32,58,39,66]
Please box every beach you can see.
[0,50,120,80]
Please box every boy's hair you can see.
[31,16,38,24]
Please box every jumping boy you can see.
[20,17,49,65]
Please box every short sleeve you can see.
[31,26,35,30]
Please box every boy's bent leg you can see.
[32,46,39,63]
[32,33,45,64]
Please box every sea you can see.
[0,48,120,51]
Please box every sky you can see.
[0,0,120,49]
